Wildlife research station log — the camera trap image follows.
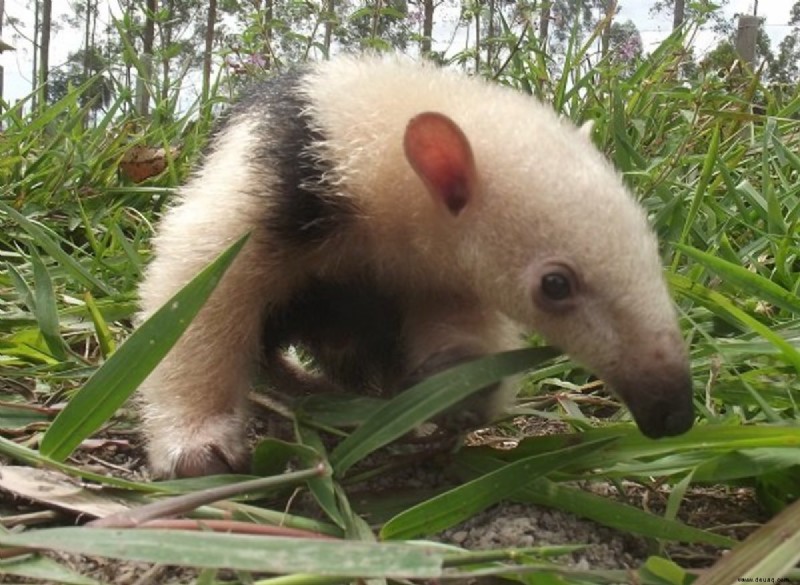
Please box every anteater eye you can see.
[541,272,572,300]
[531,260,580,312]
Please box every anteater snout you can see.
[613,369,694,439]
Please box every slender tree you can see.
[323,0,335,56]
[768,0,800,87]
[31,0,38,107]
[673,0,685,29]
[0,0,5,105]
[159,0,172,101]
[473,0,480,71]
[38,0,51,109]
[202,0,217,101]
[136,0,156,116]
[539,0,551,50]
[600,0,615,58]
[264,0,273,70]
[83,0,94,80]
[421,0,433,56]
[486,0,495,66]
[651,0,731,36]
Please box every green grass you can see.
[1,20,800,585]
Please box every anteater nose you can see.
[613,371,695,439]
[639,397,695,438]
[662,404,695,436]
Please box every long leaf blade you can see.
[381,436,616,540]
[329,347,557,474]
[0,528,444,578]
[39,234,249,461]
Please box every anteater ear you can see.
[403,112,477,216]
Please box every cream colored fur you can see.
[138,55,689,477]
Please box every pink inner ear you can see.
[403,112,477,216]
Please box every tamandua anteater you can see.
[137,55,695,478]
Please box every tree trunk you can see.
[370,0,382,48]
[265,0,273,70]
[0,0,5,108]
[124,0,133,105]
[136,0,156,117]
[160,0,172,102]
[32,0,39,107]
[83,0,92,80]
[487,0,495,67]
[323,0,334,57]
[601,0,614,58]
[539,0,551,50]
[673,0,685,30]
[421,0,433,56]
[82,0,95,127]
[474,0,480,72]
[39,0,52,109]
[202,0,217,100]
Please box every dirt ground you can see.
[0,408,767,584]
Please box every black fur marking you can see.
[263,278,406,394]
[236,71,357,246]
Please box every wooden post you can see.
[735,15,760,140]
[735,15,759,68]
[672,0,685,30]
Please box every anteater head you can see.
[402,106,693,439]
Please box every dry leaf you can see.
[119,145,179,183]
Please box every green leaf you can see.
[0,555,100,585]
[676,244,800,315]
[669,274,800,373]
[693,448,800,483]
[486,425,800,471]
[673,124,719,269]
[692,497,800,585]
[639,556,691,585]
[294,425,347,530]
[298,394,388,428]
[0,528,445,578]
[0,201,113,295]
[84,291,116,357]
[39,234,249,461]
[329,347,557,474]
[0,403,52,429]
[381,436,616,540]
[29,245,69,361]
[454,454,735,547]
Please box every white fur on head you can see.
[303,55,691,437]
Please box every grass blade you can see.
[39,234,249,461]
[0,528,445,578]
[381,436,616,540]
[693,497,800,585]
[0,201,113,296]
[455,453,735,547]
[670,274,800,373]
[676,244,800,315]
[329,347,557,474]
[29,245,69,361]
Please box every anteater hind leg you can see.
[137,120,297,478]
[401,299,524,431]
